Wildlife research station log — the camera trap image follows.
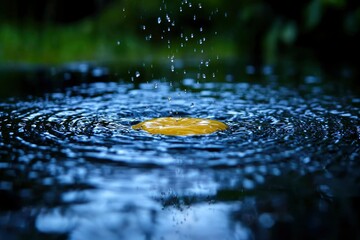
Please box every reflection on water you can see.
[0,64,359,239]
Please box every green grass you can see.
[0,20,236,64]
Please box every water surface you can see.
[0,63,359,239]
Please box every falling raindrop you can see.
[157,17,162,24]
[135,71,140,78]
[145,34,152,41]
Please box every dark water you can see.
[0,63,359,239]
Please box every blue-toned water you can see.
[0,63,359,239]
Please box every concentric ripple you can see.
[1,79,360,239]
[1,81,358,172]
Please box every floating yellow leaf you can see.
[132,117,228,136]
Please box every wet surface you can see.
[0,63,359,239]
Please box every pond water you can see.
[0,62,359,239]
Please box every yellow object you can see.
[132,117,228,136]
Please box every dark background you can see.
[0,0,359,68]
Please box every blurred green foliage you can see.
[0,0,359,65]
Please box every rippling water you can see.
[1,65,359,239]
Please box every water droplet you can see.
[200,27,203,32]
[179,7,183,12]
[205,61,209,67]
[145,34,152,41]
[142,25,146,30]
[198,3,202,8]
[116,41,121,45]
[157,17,162,24]
[122,8,126,12]
[193,15,196,20]
[171,65,175,72]
[168,97,172,101]
[135,71,140,77]
[189,3,192,7]
[190,33,194,38]
[202,73,206,79]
